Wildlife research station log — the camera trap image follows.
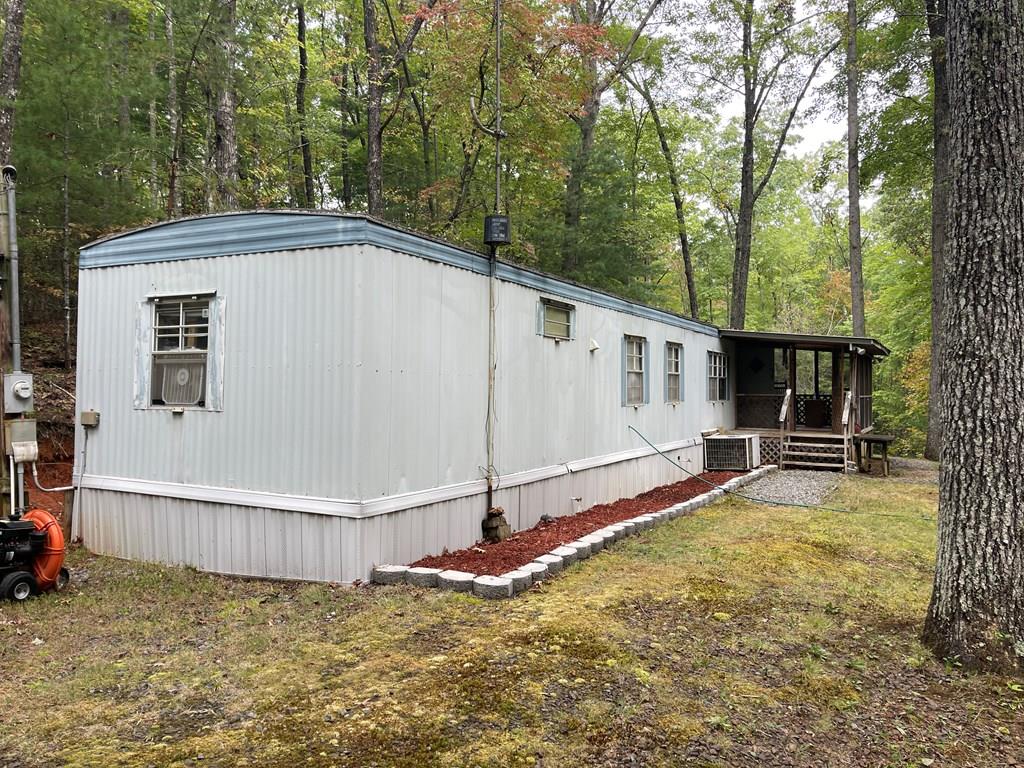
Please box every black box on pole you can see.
[483,214,511,246]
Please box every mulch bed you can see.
[411,470,743,576]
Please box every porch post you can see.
[831,349,844,433]
[787,346,797,431]
[814,350,820,398]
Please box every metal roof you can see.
[78,210,720,337]
[719,329,890,356]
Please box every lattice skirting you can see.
[760,437,781,465]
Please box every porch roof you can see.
[719,329,890,357]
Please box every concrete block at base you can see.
[618,521,638,536]
[594,529,617,546]
[567,540,592,559]
[580,533,605,552]
[437,570,476,592]
[550,545,578,566]
[372,565,409,585]
[520,562,549,582]
[501,570,533,594]
[473,575,513,599]
[607,523,628,540]
[534,553,564,574]
[405,567,442,587]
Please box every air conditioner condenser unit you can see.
[704,433,761,471]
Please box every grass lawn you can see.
[2,467,1022,767]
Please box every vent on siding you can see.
[154,354,206,406]
[704,434,760,471]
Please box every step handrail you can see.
[779,388,793,468]
[841,391,854,472]
[779,388,793,428]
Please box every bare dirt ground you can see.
[3,463,1022,768]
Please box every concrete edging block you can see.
[405,567,442,587]
[550,545,578,566]
[566,540,592,559]
[473,575,513,599]
[580,533,605,552]
[501,570,533,594]
[437,570,476,592]
[520,561,549,582]
[372,565,409,585]
[534,553,564,574]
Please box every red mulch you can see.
[411,470,743,576]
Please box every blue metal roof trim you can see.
[79,212,718,337]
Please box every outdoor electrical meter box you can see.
[483,214,511,246]
[3,373,33,414]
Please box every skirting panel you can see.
[79,442,706,583]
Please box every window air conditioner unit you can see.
[704,433,760,471]
[154,354,206,406]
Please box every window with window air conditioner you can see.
[151,296,210,407]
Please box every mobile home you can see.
[72,211,887,582]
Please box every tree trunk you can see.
[363,0,384,215]
[626,73,699,318]
[921,0,1024,672]
[0,0,26,165]
[166,1,182,217]
[361,0,437,216]
[213,0,239,210]
[924,0,948,461]
[847,0,865,336]
[730,5,756,330]
[296,1,315,208]
[561,85,599,273]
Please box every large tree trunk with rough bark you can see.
[362,0,384,216]
[921,0,1024,672]
[729,9,756,330]
[213,0,239,210]
[0,0,26,165]
[847,0,864,336]
[924,0,948,461]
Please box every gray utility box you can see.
[4,418,36,454]
[3,372,33,414]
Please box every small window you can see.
[707,351,729,401]
[539,298,574,340]
[624,335,647,406]
[151,296,210,406]
[666,343,683,402]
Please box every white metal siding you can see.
[75,244,731,501]
[78,441,706,582]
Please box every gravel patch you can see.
[740,469,840,507]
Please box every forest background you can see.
[0,0,940,455]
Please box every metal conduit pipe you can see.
[31,463,74,493]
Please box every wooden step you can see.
[783,440,845,448]
[782,449,846,458]
[780,459,845,469]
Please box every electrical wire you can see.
[628,425,935,521]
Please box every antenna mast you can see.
[479,0,508,515]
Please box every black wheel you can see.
[1,571,37,602]
[56,567,70,591]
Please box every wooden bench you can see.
[854,434,895,477]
